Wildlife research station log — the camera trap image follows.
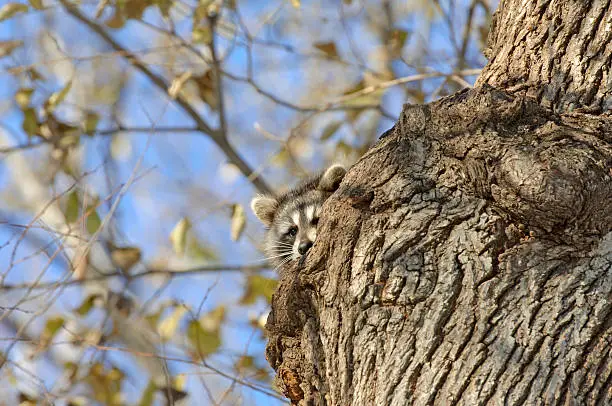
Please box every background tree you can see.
[0,0,491,404]
[266,0,612,405]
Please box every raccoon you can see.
[250,164,346,270]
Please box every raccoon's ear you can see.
[250,195,277,227]
[318,164,346,192]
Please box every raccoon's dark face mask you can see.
[250,164,346,269]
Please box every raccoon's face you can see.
[268,194,324,264]
[250,164,346,270]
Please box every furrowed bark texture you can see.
[477,0,612,113]
[265,1,612,405]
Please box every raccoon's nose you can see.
[298,240,313,255]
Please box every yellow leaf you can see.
[15,87,34,109]
[28,0,43,10]
[0,3,29,22]
[187,320,221,359]
[290,0,300,8]
[0,40,23,58]
[170,218,191,256]
[46,80,72,112]
[83,111,99,136]
[168,71,192,99]
[192,26,212,44]
[240,275,277,305]
[158,306,188,341]
[110,246,142,272]
[230,204,246,241]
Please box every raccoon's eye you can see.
[311,217,319,226]
[286,226,298,237]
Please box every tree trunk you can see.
[265,1,612,404]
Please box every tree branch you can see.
[0,263,269,291]
[58,0,273,195]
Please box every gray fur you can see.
[250,164,346,269]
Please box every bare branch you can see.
[58,0,273,195]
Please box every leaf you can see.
[46,80,72,112]
[170,218,191,256]
[0,3,28,22]
[230,204,246,241]
[28,0,43,10]
[290,0,300,8]
[65,191,79,223]
[22,107,38,136]
[192,26,212,44]
[74,294,100,316]
[314,42,338,57]
[86,207,102,234]
[15,87,34,109]
[168,71,192,99]
[186,236,218,261]
[105,8,125,29]
[37,316,65,352]
[235,355,269,381]
[200,305,225,330]
[110,246,142,272]
[83,111,99,136]
[0,40,23,59]
[154,0,172,18]
[390,29,409,51]
[187,306,226,359]
[240,275,277,305]
[192,70,218,110]
[138,380,156,406]
[320,120,342,141]
[158,305,188,341]
[124,0,148,19]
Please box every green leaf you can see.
[0,40,23,59]
[170,218,191,256]
[65,191,79,223]
[230,204,246,241]
[240,275,277,305]
[0,3,29,22]
[138,380,157,406]
[22,107,38,136]
[320,120,342,141]
[42,317,64,342]
[187,320,221,359]
[86,206,102,234]
[28,0,43,10]
[46,80,72,112]
[74,294,99,316]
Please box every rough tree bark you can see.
[265,1,612,405]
